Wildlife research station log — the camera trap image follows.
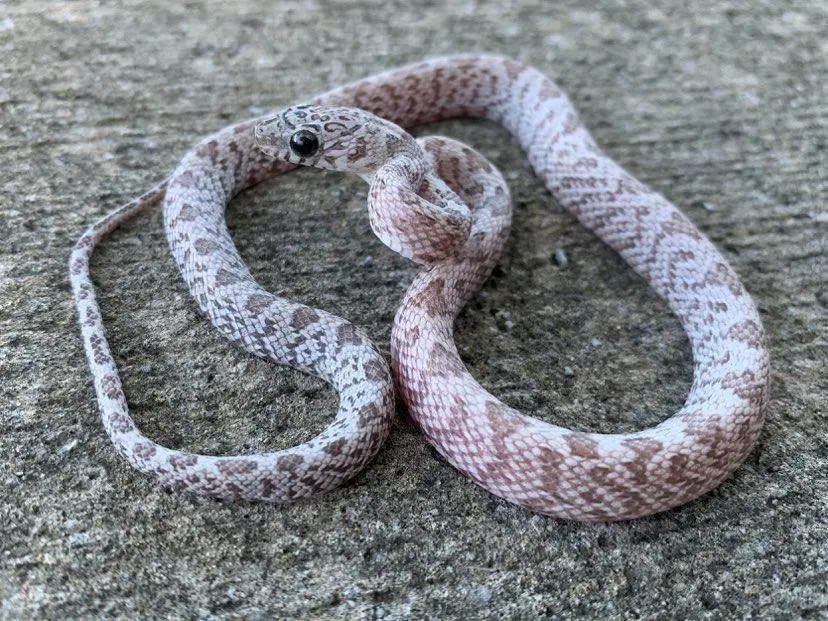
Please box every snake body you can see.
[71,56,769,519]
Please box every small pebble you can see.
[563,366,574,377]
[553,247,569,268]
[470,585,493,603]
[692,200,718,212]
[57,439,78,457]
[591,337,602,347]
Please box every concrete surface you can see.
[1,1,825,618]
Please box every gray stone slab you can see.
[1,1,825,618]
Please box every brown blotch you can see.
[533,446,565,493]
[621,437,664,458]
[481,401,526,462]
[661,213,703,240]
[224,482,245,500]
[277,454,304,473]
[721,370,767,408]
[565,433,601,459]
[405,324,421,344]
[502,58,524,80]
[70,256,84,276]
[562,112,581,134]
[483,400,519,437]
[175,202,199,223]
[172,171,197,189]
[357,402,380,427]
[101,374,120,400]
[216,459,258,476]
[428,341,467,379]
[107,413,134,434]
[683,422,731,472]
[324,437,347,457]
[133,442,157,460]
[418,277,446,317]
[588,464,615,488]
[89,333,110,366]
[676,249,696,262]
[261,477,279,498]
[619,437,665,485]
[245,293,272,315]
[363,359,388,383]
[539,80,562,99]
[77,282,92,300]
[168,454,198,471]
[83,309,99,327]
[290,307,320,330]
[702,262,744,297]
[665,453,692,486]
[214,268,240,287]
[727,319,765,349]
[193,238,219,255]
[196,139,220,161]
[574,157,598,170]
[337,323,364,346]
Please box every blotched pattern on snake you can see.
[71,56,769,519]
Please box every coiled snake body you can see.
[70,56,769,520]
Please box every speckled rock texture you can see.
[1,1,825,618]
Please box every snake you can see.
[70,55,770,520]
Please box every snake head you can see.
[255,105,404,174]
[255,105,472,265]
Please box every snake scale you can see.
[70,55,769,520]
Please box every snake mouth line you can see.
[256,144,282,159]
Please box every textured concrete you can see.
[1,1,826,618]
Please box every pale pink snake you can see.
[70,55,769,520]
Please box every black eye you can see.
[289,130,319,157]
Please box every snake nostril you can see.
[254,125,279,150]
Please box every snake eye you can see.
[289,130,319,157]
